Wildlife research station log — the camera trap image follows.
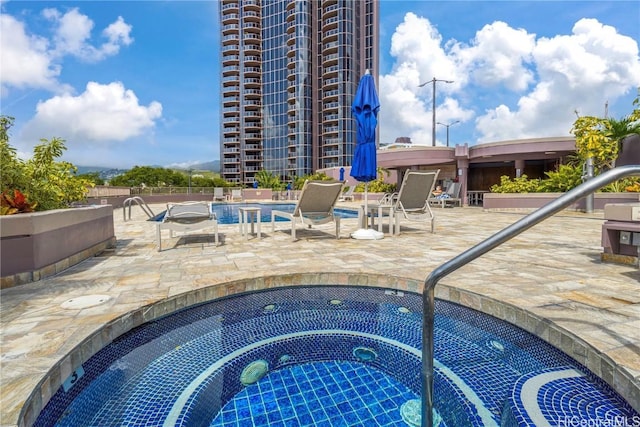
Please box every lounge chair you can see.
[271,180,344,240]
[231,189,243,202]
[429,182,462,208]
[370,170,440,235]
[156,201,218,251]
[339,185,356,202]
[213,187,226,201]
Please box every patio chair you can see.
[339,185,356,202]
[156,201,218,251]
[271,180,344,240]
[230,189,243,202]
[429,182,462,208]
[371,170,440,235]
[213,187,226,201]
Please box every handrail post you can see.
[421,165,640,427]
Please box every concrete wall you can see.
[483,192,640,211]
[0,205,115,288]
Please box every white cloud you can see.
[21,81,162,144]
[44,8,133,61]
[451,21,536,91]
[380,14,640,145]
[0,8,133,97]
[0,14,62,94]
[477,18,640,141]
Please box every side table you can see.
[238,206,262,239]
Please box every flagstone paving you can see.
[1,202,638,426]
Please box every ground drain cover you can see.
[61,295,111,310]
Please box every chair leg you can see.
[335,217,341,238]
[291,219,297,240]
[394,212,401,236]
[156,224,162,252]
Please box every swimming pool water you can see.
[150,203,359,225]
[34,286,639,427]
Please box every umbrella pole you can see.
[364,182,368,228]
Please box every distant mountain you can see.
[75,160,220,178]
[176,160,220,172]
[76,166,129,180]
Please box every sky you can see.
[1,1,639,169]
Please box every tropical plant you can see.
[490,175,542,193]
[293,172,332,190]
[0,189,37,215]
[1,116,94,212]
[254,170,285,190]
[538,164,583,192]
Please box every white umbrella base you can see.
[350,228,384,240]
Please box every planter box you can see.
[0,205,116,288]
[483,192,640,211]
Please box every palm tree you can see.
[605,115,640,167]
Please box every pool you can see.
[149,203,359,225]
[34,286,638,426]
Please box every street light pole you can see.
[437,120,460,147]
[419,77,454,146]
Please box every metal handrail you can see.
[123,196,155,221]
[421,165,640,427]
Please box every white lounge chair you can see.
[213,187,226,201]
[429,182,462,208]
[156,201,218,251]
[271,180,344,240]
[339,185,356,202]
[230,189,243,202]
[370,170,440,235]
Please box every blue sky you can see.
[1,1,639,169]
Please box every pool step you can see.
[502,366,638,426]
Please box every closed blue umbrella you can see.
[350,70,383,240]
[350,70,379,183]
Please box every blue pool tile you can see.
[35,286,639,427]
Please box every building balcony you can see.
[221,13,239,25]
[322,41,339,54]
[322,16,339,32]
[222,76,240,85]
[243,10,260,22]
[222,23,239,34]
[244,88,261,98]
[244,55,261,64]
[322,2,339,19]
[221,3,238,12]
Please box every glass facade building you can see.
[219,0,379,185]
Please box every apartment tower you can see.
[219,0,379,185]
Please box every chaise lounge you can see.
[156,201,219,251]
[271,180,344,240]
[371,170,440,235]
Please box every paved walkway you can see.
[1,203,638,426]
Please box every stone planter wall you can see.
[483,192,640,212]
[0,205,116,288]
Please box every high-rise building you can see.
[219,0,379,185]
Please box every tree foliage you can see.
[254,170,285,190]
[78,172,105,186]
[109,166,188,187]
[293,172,332,190]
[1,116,93,212]
[492,91,640,193]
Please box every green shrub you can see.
[538,164,583,192]
[490,175,542,193]
[1,116,93,212]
